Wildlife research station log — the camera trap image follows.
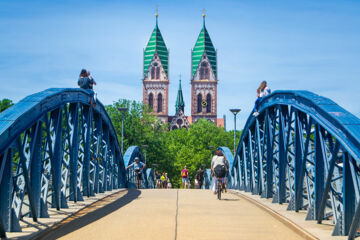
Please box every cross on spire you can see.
[202,9,206,26]
[155,4,159,25]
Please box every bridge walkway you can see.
[41,189,305,240]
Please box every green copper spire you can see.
[191,14,217,78]
[143,14,168,77]
[175,77,185,113]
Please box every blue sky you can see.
[0,0,359,130]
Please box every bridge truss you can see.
[0,88,129,236]
[232,91,360,239]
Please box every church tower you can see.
[143,13,169,123]
[191,14,218,124]
[169,77,190,130]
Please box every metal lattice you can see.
[232,91,360,239]
[0,88,129,234]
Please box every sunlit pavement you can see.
[43,189,305,240]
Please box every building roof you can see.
[144,16,168,77]
[217,118,225,128]
[169,110,190,130]
[192,16,217,78]
[175,78,185,113]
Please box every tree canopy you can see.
[0,98,14,113]
[106,99,241,188]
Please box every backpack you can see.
[214,165,226,178]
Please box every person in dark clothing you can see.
[155,171,161,188]
[195,167,204,189]
[87,71,97,90]
[78,69,96,106]
[78,69,96,90]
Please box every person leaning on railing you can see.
[253,80,271,117]
[78,69,97,107]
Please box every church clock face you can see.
[201,101,207,108]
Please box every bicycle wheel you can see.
[217,182,221,200]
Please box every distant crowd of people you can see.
[155,172,172,189]
[153,166,205,189]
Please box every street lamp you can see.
[230,109,241,155]
[118,107,128,155]
[142,145,148,164]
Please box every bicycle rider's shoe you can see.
[222,183,227,193]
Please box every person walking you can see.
[253,81,271,117]
[195,167,204,189]
[160,172,167,189]
[181,166,189,188]
[167,178,172,189]
[155,171,161,188]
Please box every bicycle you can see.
[216,177,223,200]
[134,169,142,189]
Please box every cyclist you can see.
[126,157,146,188]
[181,166,189,188]
[211,150,229,194]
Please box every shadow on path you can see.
[0,218,6,239]
[35,189,141,240]
[221,198,240,201]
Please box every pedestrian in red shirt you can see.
[181,166,189,188]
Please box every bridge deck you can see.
[43,189,305,240]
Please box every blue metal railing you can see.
[0,88,153,236]
[232,90,360,239]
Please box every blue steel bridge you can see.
[1,88,360,239]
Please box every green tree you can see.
[106,99,169,173]
[106,100,242,188]
[166,119,240,187]
[0,98,14,112]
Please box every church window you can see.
[197,94,202,113]
[151,67,155,79]
[156,66,160,79]
[151,62,160,80]
[200,62,209,79]
[157,93,163,113]
[149,93,154,109]
[206,94,211,113]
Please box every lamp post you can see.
[118,107,128,156]
[142,145,148,165]
[230,109,241,155]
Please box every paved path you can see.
[42,189,305,240]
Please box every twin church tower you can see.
[142,13,224,129]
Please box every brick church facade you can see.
[142,13,224,129]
